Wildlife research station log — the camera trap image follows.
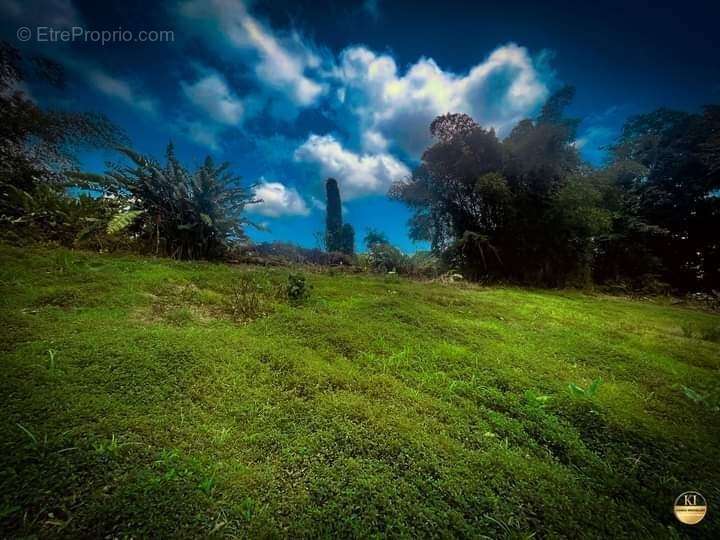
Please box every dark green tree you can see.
[0,42,125,195]
[0,41,127,247]
[71,143,259,259]
[599,106,720,289]
[341,223,355,255]
[391,87,608,285]
[325,178,343,251]
[364,228,389,250]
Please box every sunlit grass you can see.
[0,244,718,537]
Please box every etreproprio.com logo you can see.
[16,26,174,45]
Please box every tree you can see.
[0,42,126,247]
[0,42,125,196]
[71,143,259,259]
[391,86,608,285]
[601,107,720,289]
[364,228,389,250]
[325,178,343,251]
[341,223,355,255]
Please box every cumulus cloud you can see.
[294,134,411,200]
[336,43,548,156]
[250,181,310,217]
[179,0,325,106]
[86,71,156,114]
[181,71,243,125]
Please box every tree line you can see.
[1,41,718,291]
[390,87,719,290]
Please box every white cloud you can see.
[336,43,548,156]
[250,181,310,217]
[179,0,325,106]
[294,134,411,200]
[87,71,156,114]
[181,72,243,125]
[310,196,326,211]
[177,120,222,151]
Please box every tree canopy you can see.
[392,87,719,289]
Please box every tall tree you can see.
[601,107,720,289]
[391,87,608,285]
[325,178,343,251]
[341,223,355,255]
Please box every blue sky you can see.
[2,0,719,251]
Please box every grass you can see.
[0,244,718,538]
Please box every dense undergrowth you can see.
[0,244,718,538]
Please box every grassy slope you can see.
[0,244,718,539]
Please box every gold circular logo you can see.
[673,491,707,525]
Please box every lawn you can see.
[0,244,718,538]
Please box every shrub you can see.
[238,242,353,267]
[71,144,257,260]
[368,243,407,273]
[285,273,310,304]
[227,276,266,321]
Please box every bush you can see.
[285,273,310,304]
[71,144,256,260]
[238,242,353,267]
[405,251,443,278]
[367,243,406,273]
[0,185,134,252]
[226,276,267,321]
[366,243,443,278]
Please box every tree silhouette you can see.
[325,178,343,251]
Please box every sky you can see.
[2,0,719,251]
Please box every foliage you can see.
[0,183,133,251]
[239,242,353,266]
[324,178,343,252]
[367,242,407,273]
[0,42,125,195]
[598,106,720,290]
[391,85,608,285]
[227,275,268,321]
[0,42,126,249]
[567,378,603,399]
[324,178,355,256]
[284,273,310,304]
[340,223,355,255]
[366,242,443,277]
[107,209,144,235]
[71,144,258,260]
[363,228,389,250]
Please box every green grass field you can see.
[1,244,718,538]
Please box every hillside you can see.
[0,245,718,538]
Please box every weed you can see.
[197,476,215,496]
[568,377,603,399]
[227,276,267,321]
[682,386,720,412]
[239,497,255,521]
[46,348,58,374]
[524,389,552,408]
